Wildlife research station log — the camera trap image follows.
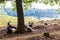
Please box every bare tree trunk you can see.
[16,0,25,33]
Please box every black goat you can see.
[6,22,16,34]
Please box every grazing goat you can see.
[25,22,35,32]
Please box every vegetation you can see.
[12,0,60,10]
[0,15,40,26]
[0,15,17,26]
[0,0,60,11]
[44,32,50,38]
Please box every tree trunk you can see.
[16,0,25,33]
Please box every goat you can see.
[6,21,16,35]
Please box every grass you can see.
[24,16,40,24]
[0,15,17,27]
[0,15,40,27]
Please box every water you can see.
[1,8,60,20]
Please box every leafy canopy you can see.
[0,0,60,10]
[0,0,5,4]
[0,0,60,7]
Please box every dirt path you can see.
[4,33,43,40]
[1,31,60,40]
[0,23,60,40]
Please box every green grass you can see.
[0,15,17,26]
[0,15,40,27]
[24,17,39,24]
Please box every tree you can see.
[13,0,40,33]
[15,0,38,33]
[16,0,25,33]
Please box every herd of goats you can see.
[0,21,59,39]
[3,21,34,35]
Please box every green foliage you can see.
[43,0,48,5]
[23,3,32,10]
[49,0,54,6]
[44,32,50,38]
[12,1,16,11]
[16,38,19,40]
[0,0,5,10]
[0,0,5,4]
[0,0,60,11]
[23,0,38,3]
[22,0,39,10]
[54,0,58,4]
[12,0,40,10]
[56,8,60,13]
[0,0,5,2]
[50,3,54,6]
[40,0,60,6]
[50,0,54,3]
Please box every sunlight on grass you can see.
[0,15,40,27]
[24,16,39,24]
[0,15,17,27]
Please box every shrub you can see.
[43,32,50,38]
[16,38,19,40]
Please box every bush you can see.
[16,38,19,40]
[43,32,50,38]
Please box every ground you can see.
[0,22,60,40]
